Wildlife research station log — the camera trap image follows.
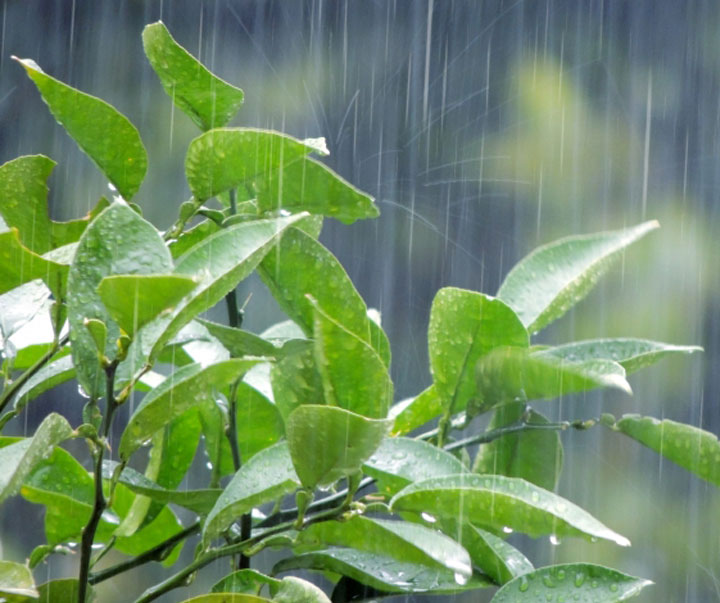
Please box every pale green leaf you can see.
[0,229,67,298]
[270,346,325,422]
[271,576,331,603]
[12,354,75,412]
[0,561,37,599]
[179,595,269,603]
[49,196,110,248]
[389,385,444,435]
[211,569,279,595]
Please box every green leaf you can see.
[234,382,284,460]
[119,358,262,460]
[12,354,75,412]
[311,298,392,419]
[286,405,392,489]
[390,474,630,547]
[0,280,50,344]
[389,385,444,435]
[274,548,492,594]
[497,221,659,333]
[35,579,89,603]
[168,219,219,258]
[490,563,652,602]
[0,229,68,298]
[0,561,37,599]
[97,273,198,335]
[197,318,279,358]
[67,201,172,398]
[211,569,280,595]
[203,441,300,544]
[608,415,720,487]
[178,596,269,603]
[142,21,244,130]
[428,288,529,415]
[476,346,631,405]
[296,516,472,579]
[363,436,466,495]
[13,58,147,200]
[0,155,54,253]
[270,346,326,422]
[474,403,563,491]
[271,576,332,603]
[50,196,110,248]
[0,413,72,504]
[535,338,703,375]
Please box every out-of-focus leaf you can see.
[12,354,74,412]
[67,201,171,398]
[389,385,444,435]
[13,58,147,200]
[497,221,659,333]
[120,358,262,460]
[363,436,466,495]
[474,403,563,491]
[97,274,197,335]
[0,561,37,599]
[142,22,244,130]
[271,576,332,602]
[490,563,652,602]
[0,413,72,504]
[428,288,529,415]
[211,569,279,595]
[274,548,491,594]
[0,229,67,298]
[535,338,702,375]
[286,405,392,489]
[203,442,300,544]
[35,579,89,603]
[390,474,630,547]
[178,596,269,603]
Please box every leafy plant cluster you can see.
[0,21,712,603]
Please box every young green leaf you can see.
[142,21,244,130]
[535,338,702,375]
[286,405,392,489]
[474,403,563,491]
[13,57,147,200]
[389,385,444,435]
[608,415,720,487]
[0,229,68,298]
[274,548,492,594]
[203,442,300,544]
[490,563,652,602]
[0,560,37,599]
[390,474,630,547]
[428,288,529,415]
[119,358,263,460]
[497,221,659,333]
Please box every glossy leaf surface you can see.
[211,569,279,595]
[389,385,444,435]
[197,318,279,358]
[0,229,67,298]
[270,346,325,421]
[0,561,37,598]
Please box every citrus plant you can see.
[0,21,712,603]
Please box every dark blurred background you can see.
[0,1,718,601]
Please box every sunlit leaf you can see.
[13,57,147,200]
[0,561,37,599]
[497,221,659,333]
[490,563,652,602]
[143,21,244,130]
[389,385,444,435]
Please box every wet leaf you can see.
[35,579,89,603]
[211,569,279,595]
[119,358,262,460]
[390,474,630,547]
[490,563,652,602]
[271,576,332,602]
[0,561,37,599]
[234,382,284,460]
[497,221,659,333]
[286,405,392,489]
[97,274,198,335]
[0,229,68,298]
[203,441,300,544]
[197,318,279,358]
[178,595,269,603]
[0,280,51,345]
[143,22,244,130]
[429,288,529,416]
[274,548,492,594]
[389,385,444,435]
[50,196,110,248]
[270,346,326,421]
[12,354,75,412]
[474,403,563,491]
[14,57,147,200]
[168,219,219,258]
[609,415,720,487]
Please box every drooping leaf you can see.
[286,405,392,489]
[0,413,72,505]
[97,274,198,335]
[608,415,720,487]
[474,403,563,491]
[497,221,659,333]
[14,58,147,200]
[0,229,67,298]
[0,561,37,599]
[476,346,631,406]
[142,21,244,130]
[203,442,300,544]
[535,338,702,375]
[490,563,652,602]
[67,201,172,398]
[12,354,75,412]
[428,288,529,415]
[197,318,280,358]
[389,385,444,435]
[390,474,630,547]
[310,298,392,419]
[296,516,472,579]
[0,155,54,253]
[119,358,262,460]
[274,548,491,594]
[363,436,466,495]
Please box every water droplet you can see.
[610,583,618,592]
[77,384,90,399]
[206,461,213,470]
[556,569,566,580]
[549,534,561,546]
[502,526,514,534]
[454,572,468,585]
[574,572,585,587]
[421,512,437,523]
[542,574,555,588]
[519,576,529,592]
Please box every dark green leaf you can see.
[168,219,219,258]
[497,221,659,333]
[14,58,147,200]
[142,22,244,130]
[0,561,37,599]
[490,563,652,602]
[0,229,68,298]
[389,385,444,435]
[286,405,392,489]
[390,474,630,547]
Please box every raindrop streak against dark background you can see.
[1,1,718,601]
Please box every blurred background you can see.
[0,1,718,601]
